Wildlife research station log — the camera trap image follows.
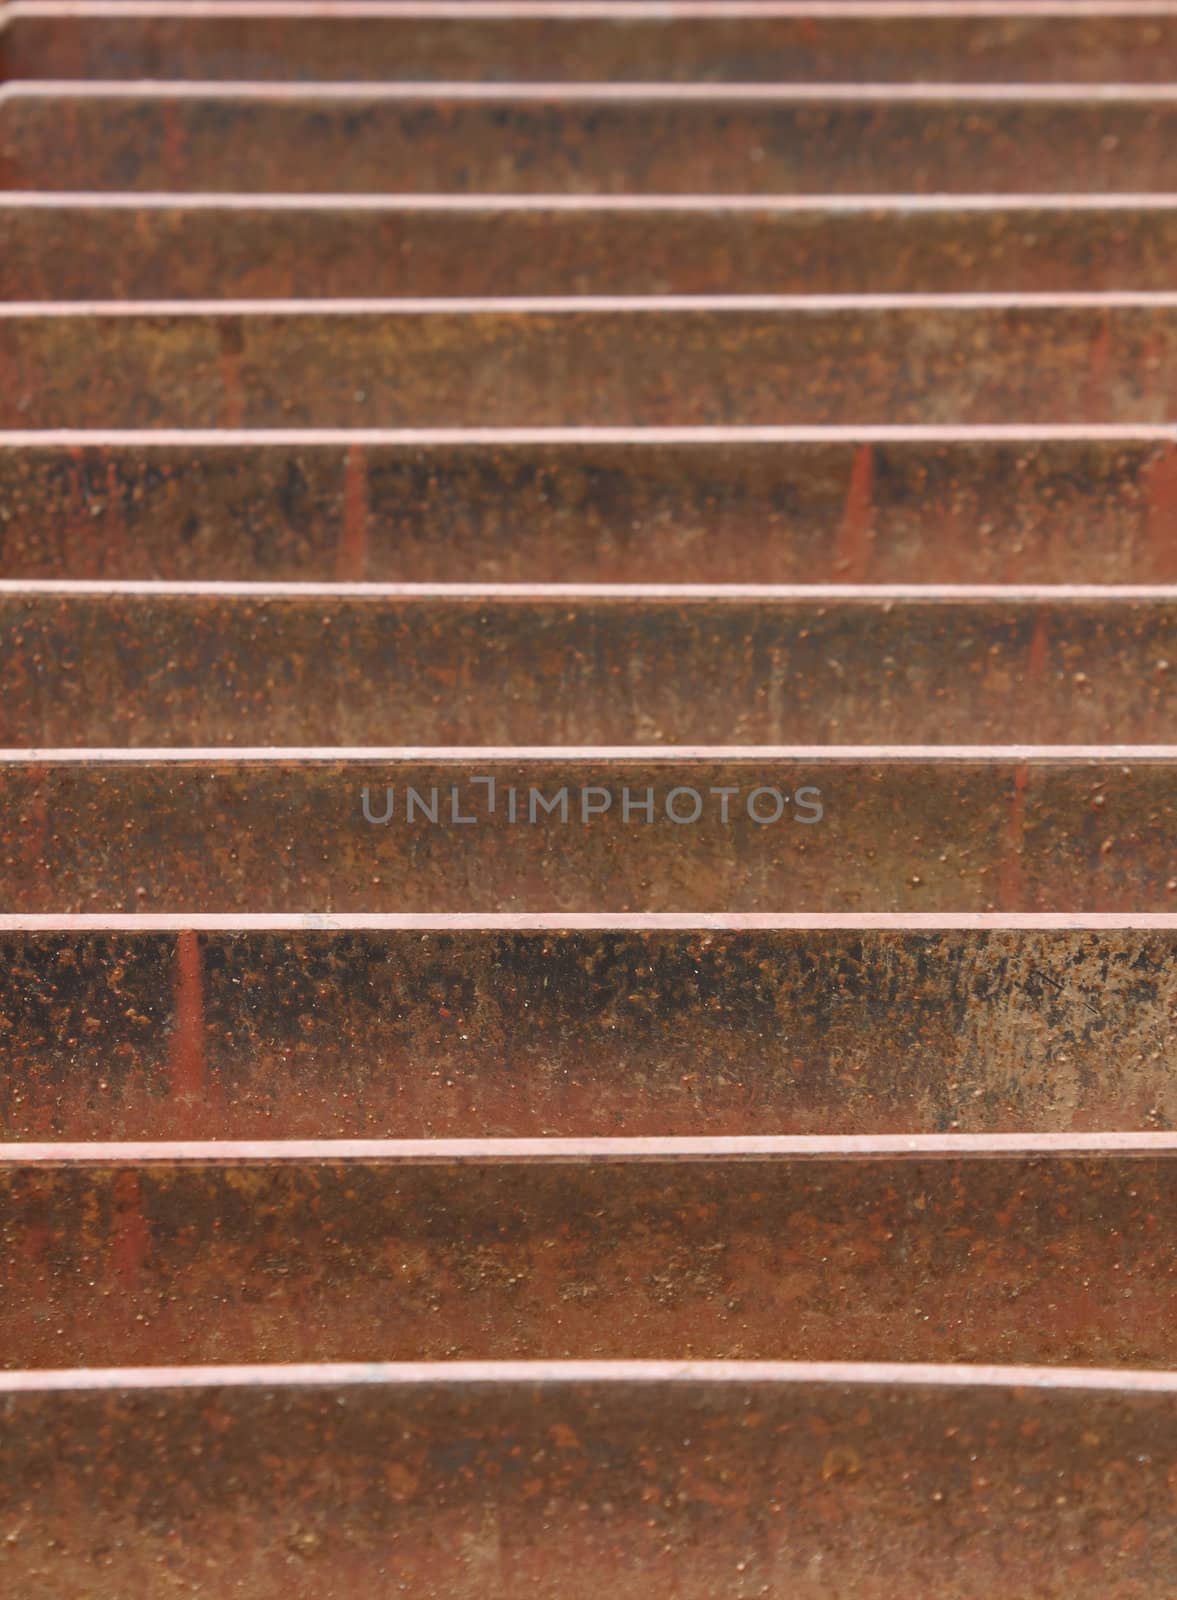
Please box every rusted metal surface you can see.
[6,0,1175,1587]
[1,1361,1174,1600]
[10,1,1177,83]
[0,914,1175,1140]
[10,196,1177,299]
[2,1134,1176,1367]
[3,584,1177,745]
[6,297,1177,427]
[6,83,1177,192]
[2,749,1177,912]
[5,428,1177,583]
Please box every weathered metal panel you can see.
[2,1362,1175,1599]
[6,299,1177,427]
[5,84,1177,192]
[9,2,1177,84]
[4,430,1176,583]
[9,197,1177,298]
[2,1136,1176,1366]
[3,749,1176,912]
[3,585,1177,745]
[1,916,1175,1139]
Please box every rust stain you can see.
[218,320,246,428]
[1027,608,1051,684]
[108,1169,151,1290]
[337,443,370,581]
[1081,312,1113,423]
[834,443,875,581]
[1143,443,1177,581]
[169,930,206,1100]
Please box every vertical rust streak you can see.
[1143,442,1177,581]
[337,443,370,581]
[1082,311,1113,423]
[170,930,206,1101]
[833,443,875,581]
[108,1169,150,1290]
[218,321,246,428]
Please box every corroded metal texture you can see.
[2,750,1177,912]
[3,1135,1177,1366]
[3,585,1177,746]
[2,1362,1176,1599]
[0,915,1175,1140]
[10,2,1177,84]
[6,84,1177,193]
[10,196,1177,299]
[4,429,1177,584]
[6,298,1177,427]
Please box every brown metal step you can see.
[9,196,1177,299]
[9,1,1177,84]
[6,296,1177,427]
[2,748,1176,912]
[5,428,1176,583]
[2,583,1176,746]
[3,1133,1175,1367]
[6,83,1177,192]
[3,1361,1174,1600]
[1,914,1173,1140]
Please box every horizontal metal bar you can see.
[5,300,1177,426]
[3,909,1177,925]
[4,87,1177,191]
[2,431,1177,583]
[1,920,1174,1138]
[0,589,1175,744]
[7,4,1177,82]
[1,1360,1173,1598]
[2,750,1176,912]
[9,1133,1177,1156]
[9,197,1177,297]
[2,1138,1176,1368]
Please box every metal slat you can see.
[1,1361,1174,1599]
[6,297,1177,427]
[2,584,1177,745]
[9,2,1177,84]
[2,1135,1177,1366]
[1,748,1176,911]
[6,83,1177,192]
[9,196,1177,298]
[4,428,1176,583]
[0,915,1174,1139]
